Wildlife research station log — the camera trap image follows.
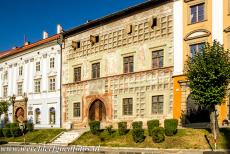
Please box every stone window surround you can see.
[34,79,41,93]
[186,0,207,25]
[152,95,164,115]
[48,76,56,92]
[122,97,133,116]
[73,65,82,82]
[90,59,101,79]
[73,102,81,118]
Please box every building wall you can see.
[0,42,61,128]
[62,1,174,128]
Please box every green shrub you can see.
[10,127,22,137]
[132,121,143,129]
[164,119,178,136]
[2,128,11,137]
[147,120,159,136]
[152,127,165,143]
[10,123,18,129]
[0,128,4,137]
[105,125,113,135]
[132,128,145,143]
[89,121,100,135]
[118,122,128,135]
[0,141,8,145]
[99,130,111,141]
[5,123,11,128]
[26,123,34,132]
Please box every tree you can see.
[0,100,11,125]
[186,41,230,135]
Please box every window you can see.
[3,86,8,97]
[49,107,55,124]
[92,62,100,79]
[123,56,134,73]
[73,102,81,117]
[190,3,205,24]
[50,57,55,68]
[3,71,8,81]
[189,43,205,58]
[152,50,164,69]
[49,77,55,91]
[151,18,157,28]
[34,79,41,93]
[123,98,133,115]
[95,35,99,43]
[74,67,81,82]
[35,108,41,124]
[77,41,81,48]
[17,83,23,96]
[36,62,40,72]
[152,95,164,114]
[19,66,23,76]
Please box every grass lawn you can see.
[0,129,64,144]
[72,128,230,149]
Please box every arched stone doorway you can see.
[88,99,106,122]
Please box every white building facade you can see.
[0,32,61,128]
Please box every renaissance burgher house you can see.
[0,25,62,128]
[61,0,230,129]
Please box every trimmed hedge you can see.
[132,121,143,129]
[89,121,100,135]
[10,127,22,137]
[0,128,3,137]
[118,122,128,135]
[2,128,11,137]
[132,128,145,143]
[164,119,178,136]
[147,120,159,136]
[105,125,113,135]
[10,123,19,129]
[26,123,34,132]
[152,127,165,143]
[99,130,111,141]
[5,123,11,128]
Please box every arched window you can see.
[35,108,41,124]
[49,107,55,124]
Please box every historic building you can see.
[62,0,174,128]
[173,0,230,124]
[0,26,62,128]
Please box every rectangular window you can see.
[152,50,164,69]
[34,79,41,93]
[3,71,8,81]
[73,102,81,117]
[190,3,205,24]
[3,86,8,97]
[36,62,40,72]
[19,66,23,76]
[123,98,133,115]
[123,56,134,73]
[92,62,100,79]
[74,67,81,82]
[49,77,56,91]
[50,57,55,68]
[152,95,164,114]
[189,43,205,58]
[17,83,23,96]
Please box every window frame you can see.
[188,2,205,24]
[92,62,100,79]
[50,57,55,68]
[17,82,23,96]
[48,77,56,92]
[74,67,81,82]
[189,42,205,58]
[123,98,133,116]
[34,79,41,93]
[3,85,8,98]
[73,102,81,117]
[152,95,164,115]
[123,56,134,73]
[19,66,23,76]
[152,50,164,69]
[35,61,40,72]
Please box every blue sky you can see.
[0,0,145,52]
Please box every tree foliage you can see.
[186,41,230,110]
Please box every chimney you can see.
[24,41,30,46]
[57,24,63,34]
[43,31,48,39]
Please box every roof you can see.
[0,34,60,60]
[64,0,170,37]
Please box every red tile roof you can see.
[0,34,60,59]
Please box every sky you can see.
[0,0,145,52]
